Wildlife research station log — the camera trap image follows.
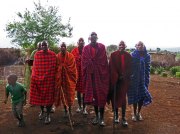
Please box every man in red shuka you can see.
[108,41,132,127]
[82,32,109,126]
[71,38,88,115]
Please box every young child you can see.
[4,74,27,127]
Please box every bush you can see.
[49,45,60,54]
[176,72,180,78]
[161,72,168,77]
[150,66,156,74]
[0,80,4,85]
[156,67,164,74]
[67,44,76,52]
[170,66,180,75]
[164,66,171,71]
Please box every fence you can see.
[0,65,25,83]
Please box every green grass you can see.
[176,72,180,78]
[0,80,4,85]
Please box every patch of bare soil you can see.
[0,75,180,134]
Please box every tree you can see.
[156,47,161,53]
[6,2,73,49]
[106,44,118,59]
[67,44,76,52]
[106,44,118,53]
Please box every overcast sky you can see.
[0,0,180,49]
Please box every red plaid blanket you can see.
[30,50,57,105]
[82,43,109,108]
[71,47,84,93]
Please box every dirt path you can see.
[0,75,180,134]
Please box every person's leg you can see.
[132,103,138,121]
[137,99,143,114]
[122,105,126,120]
[15,102,25,127]
[137,99,144,120]
[51,105,56,113]
[82,94,88,115]
[39,106,45,120]
[12,104,20,120]
[45,105,52,124]
[63,105,68,117]
[114,108,119,123]
[99,107,105,126]
[121,104,128,127]
[92,106,99,125]
[76,91,82,112]
[68,106,72,117]
[133,103,137,115]
[12,103,21,126]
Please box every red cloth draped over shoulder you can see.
[30,50,57,105]
[71,47,84,93]
[82,43,109,108]
[54,52,77,107]
[109,51,132,108]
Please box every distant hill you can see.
[147,47,180,52]
[161,47,180,52]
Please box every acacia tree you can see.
[107,44,118,53]
[6,2,73,49]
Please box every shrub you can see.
[49,45,60,54]
[176,72,180,78]
[170,66,180,75]
[0,80,4,85]
[150,66,156,74]
[156,67,164,74]
[164,66,171,71]
[161,72,168,77]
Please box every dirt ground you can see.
[0,75,180,134]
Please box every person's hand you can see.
[119,76,124,80]
[107,99,111,105]
[4,99,7,104]
[106,91,112,105]
[23,100,27,106]
[25,59,29,64]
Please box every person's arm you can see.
[4,87,9,104]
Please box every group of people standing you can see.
[4,31,152,128]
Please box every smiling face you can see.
[119,41,126,52]
[136,41,144,51]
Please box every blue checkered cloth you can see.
[127,49,152,106]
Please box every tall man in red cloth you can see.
[108,41,132,127]
[30,40,57,124]
[55,42,77,118]
[71,38,88,115]
[82,32,109,126]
